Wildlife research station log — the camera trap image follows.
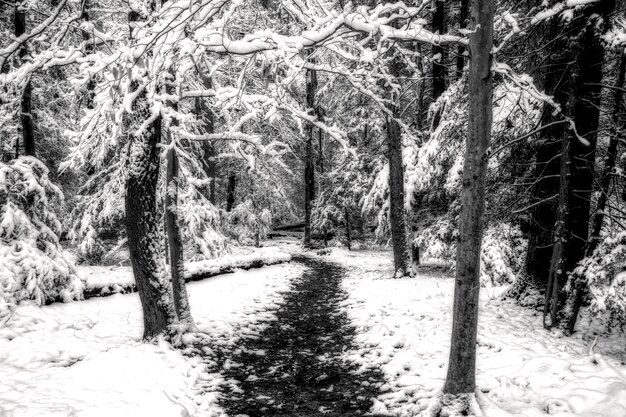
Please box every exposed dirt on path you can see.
[194,255,385,416]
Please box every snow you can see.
[319,247,626,417]
[0,260,303,417]
[81,245,290,297]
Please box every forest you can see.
[1,0,626,416]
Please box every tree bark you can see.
[15,4,35,157]
[387,49,412,276]
[165,68,193,327]
[443,0,492,395]
[124,7,176,339]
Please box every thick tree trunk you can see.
[15,5,35,157]
[165,69,193,327]
[226,174,236,211]
[443,0,492,395]
[303,65,317,248]
[125,7,176,339]
[387,50,412,276]
[125,86,176,339]
[562,51,625,334]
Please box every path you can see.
[193,255,385,416]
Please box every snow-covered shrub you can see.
[414,217,457,262]
[480,223,527,286]
[227,200,272,246]
[415,219,526,286]
[0,157,84,309]
[312,192,342,240]
[179,178,228,260]
[574,231,626,328]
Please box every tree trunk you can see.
[226,173,236,212]
[196,72,216,205]
[15,5,35,157]
[387,50,412,276]
[345,206,351,251]
[456,0,468,78]
[562,50,625,334]
[303,64,317,249]
[544,138,570,330]
[165,68,193,327]
[543,2,614,328]
[523,19,569,296]
[432,0,446,100]
[443,0,493,395]
[125,7,176,339]
[82,0,96,110]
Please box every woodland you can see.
[1,0,626,416]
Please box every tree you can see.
[443,0,493,398]
[456,0,468,77]
[542,0,616,330]
[561,39,626,334]
[14,2,35,157]
[387,49,413,276]
[164,66,194,327]
[303,63,318,249]
[124,4,176,339]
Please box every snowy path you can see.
[188,255,385,416]
[0,262,303,417]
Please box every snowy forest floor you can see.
[1,239,626,417]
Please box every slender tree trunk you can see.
[562,51,626,334]
[165,67,193,327]
[196,72,216,204]
[456,0,468,78]
[303,64,317,249]
[387,49,412,276]
[226,174,236,211]
[15,5,35,157]
[82,0,96,110]
[544,138,570,329]
[124,7,176,339]
[345,206,351,251]
[443,0,493,395]
[432,0,446,100]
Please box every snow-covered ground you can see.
[321,247,626,417]
[0,259,303,417]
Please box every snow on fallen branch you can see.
[82,247,291,298]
